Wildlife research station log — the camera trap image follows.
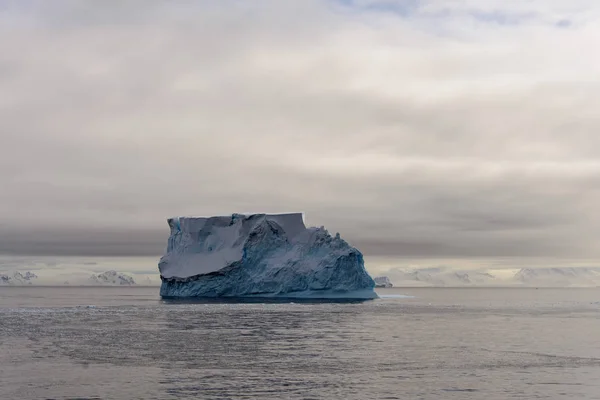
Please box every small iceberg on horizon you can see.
[374,276,394,288]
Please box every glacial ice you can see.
[374,276,393,288]
[158,213,378,299]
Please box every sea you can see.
[0,287,599,400]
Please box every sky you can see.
[1,0,600,278]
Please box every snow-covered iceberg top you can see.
[158,213,377,299]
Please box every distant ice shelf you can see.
[158,213,378,299]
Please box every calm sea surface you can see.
[1,287,599,399]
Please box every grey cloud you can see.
[0,229,166,256]
[1,1,600,261]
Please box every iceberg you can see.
[158,213,378,299]
[374,276,393,288]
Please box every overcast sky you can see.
[1,0,600,264]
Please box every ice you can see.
[374,276,393,288]
[377,294,415,299]
[89,271,136,285]
[0,271,38,285]
[158,213,378,299]
[382,266,600,287]
[513,267,600,287]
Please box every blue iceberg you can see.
[158,213,378,299]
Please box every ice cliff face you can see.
[158,213,377,299]
[89,270,136,285]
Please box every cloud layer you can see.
[1,1,600,261]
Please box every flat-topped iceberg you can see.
[158,213,378,299]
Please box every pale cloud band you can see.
[1,1,599,261]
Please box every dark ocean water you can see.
[1,287,599,400]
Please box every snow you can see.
[89,270,136,285]
[377,266,600,287]
[0,271,38,285]
[160,213,306,279]
[513,267,600,287]
[158,213,377,299]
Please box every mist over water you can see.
[1,287,599,399]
